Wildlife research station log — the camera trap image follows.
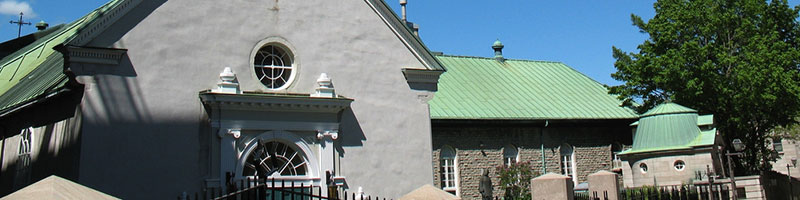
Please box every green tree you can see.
[497,162,537,200]
[610,0,800,173]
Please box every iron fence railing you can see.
[179,178,390,200]
[573,184,731,200]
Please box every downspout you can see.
[0,131,5,186]
[540,120,548,174]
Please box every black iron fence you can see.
[573,184,731,200]
[179,178,390,200]
[620,184,729,200]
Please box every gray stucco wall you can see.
[75,0,434,198]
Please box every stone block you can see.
[588,170,619,200]
[531,173,573,200]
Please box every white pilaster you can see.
[317,129,338,196]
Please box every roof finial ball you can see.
[493,39,505,62]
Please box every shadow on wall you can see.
[86,0,167,48]
[336,107,365,157]
[0,90,85,196]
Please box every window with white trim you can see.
[503,144,518,166]
[14,127,33,186]
[254,44,294,89]
[243,140,308,178]
[640,163,648,173]
[560,143,575,178]
[674,160,685,171]
[773,138,784,153]
[440,145,457,194]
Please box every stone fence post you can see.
[530,173,573,200]
[588,170,619,200]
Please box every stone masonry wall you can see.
[432,124,631,200]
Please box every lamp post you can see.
[788,164,792,200]
[726,139,745,200]
[790,158,797,200]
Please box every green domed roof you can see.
[620,102,713,155]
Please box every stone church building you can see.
[428,40,639,198]
[0,0,445,198]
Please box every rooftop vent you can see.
[493,39,504,62]
[35,20,48,31]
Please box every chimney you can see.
[35,20,48,31]
[493,39,504,62]
[400,0,420,37]
[400,0,407,22]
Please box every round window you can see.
[639,163,648,173]
[254,44,294,89]
[674,160,685,171]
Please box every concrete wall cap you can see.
[588,170,617,176]
[533,173,571,180]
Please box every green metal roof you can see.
[620,103,715,155]
[0,0,123,114]
[640,103,697,117]
[429,55,637,120]
[630,114,713,126]
[697,114,714,126]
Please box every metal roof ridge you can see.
[436,54,563,64]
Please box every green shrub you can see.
[496,161,538,200]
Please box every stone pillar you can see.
[531,173,574,200]
[588,170,620,200]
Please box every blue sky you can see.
[1,0,798,86]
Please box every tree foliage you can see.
[497,162,537,200]
[610,0,800,173]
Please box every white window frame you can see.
[640,163,648,173]
[674,160,685,171]
[560,143,577,185]
[236,131,319,185]
[14,127,34,187]
[249,37,299,91]
[773,138,784,153]
[503,144,519,166]
[440,145,459,196]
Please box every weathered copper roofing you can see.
[429,55,637,120]
[0,0,124,115]
[620,103,716,155]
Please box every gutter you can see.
[0,87,71,119]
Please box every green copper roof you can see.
[630,114,713,126]
[620,103,715,155]
[429,55,638,120]
[641,103,696,117]
[697,114,714,126]
[0,0,123,114]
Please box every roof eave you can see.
[363,0,445,71]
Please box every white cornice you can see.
[65,46,127,65]
[402,68,442,84]
[199,92,353,113]
[70,0,142,46]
